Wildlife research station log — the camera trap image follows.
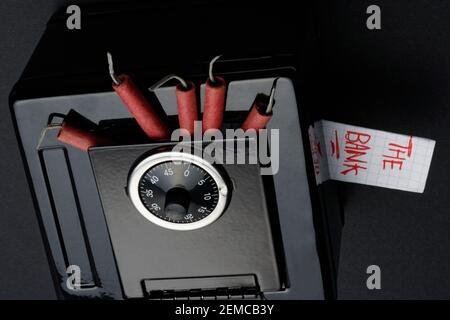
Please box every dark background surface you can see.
[0,0,449,299]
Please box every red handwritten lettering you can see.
[312,141,321,175]
[341,163,368,175]
[383,159,403,170]
[331,130,340,159]
[344,150,369,163]
[340,131,371,175]
[345,131,371,145]
[382,136,413,171]
[309,131,322,175]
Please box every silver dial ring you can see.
[128,151,228,231]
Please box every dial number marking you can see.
[129,152,229,231]
[138,161,220,224]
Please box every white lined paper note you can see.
[308,120,435,193]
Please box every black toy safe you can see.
[10,2,343,299]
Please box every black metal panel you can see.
[40,148,95,286]
[89,143,282,298]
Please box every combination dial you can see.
[128,152,229,230]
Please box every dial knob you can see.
[164,187,190,221]
[128,151,229,230]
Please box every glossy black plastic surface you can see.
[89,142,282,298]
